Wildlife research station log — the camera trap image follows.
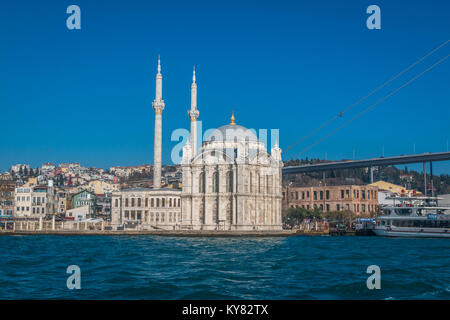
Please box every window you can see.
[151,198,154,207]
[320,191,323,200]
[125,198,129,207]
[199,172,205,193]
[314,191,317,200]
[162,198,165,207]
[115,199,119,207]
[341,190,345,199]
[326,204,330,211]
[156,198,160,207]
[145,198,148,207]
[326,190,330,200]
[302,192,305,200]
[131,198,135,207]
[169,198,172,207]
[178,199,180,207]
[295,192,298,200]
[227,171,233,192]
[138,198,141,207]
[213,171,219,193]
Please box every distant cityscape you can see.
[1,158,449,227]
[0,162,181,222]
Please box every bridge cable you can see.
[292,53,450,159]
[283,39,450,155]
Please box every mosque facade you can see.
[111,57,283,231]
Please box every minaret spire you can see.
[152,55,165,189]
[188,66,200,157]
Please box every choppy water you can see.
[0,235,449,299]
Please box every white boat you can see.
[373,196,450,238]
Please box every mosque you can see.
[111,57,283,231]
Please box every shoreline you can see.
[0,230,307,237]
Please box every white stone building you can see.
[111,188,181,229]
[180,115,283,231]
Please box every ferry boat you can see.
[373,196,450,238]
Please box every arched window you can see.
[213,171,219,193]
[227,171,233,192]
[256,173,260,193]
[199,171,205,193]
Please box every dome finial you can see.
[230,110,236,125]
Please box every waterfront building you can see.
[179,66,283,231]
[71,190,96,216]
[283,185,378,216]
[0,182,15,216]
[55,187,68,215]
[111,188,181,229]
[181,114,283,231]
[66,206,89,221]
[14,184,50,217]
[94,194,112,219]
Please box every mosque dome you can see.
[206,112,258,143]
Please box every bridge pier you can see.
[423,162,427,196]
[370,166,374,184]
[430,161,434,198]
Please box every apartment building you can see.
[283,185,379,216]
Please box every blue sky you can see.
[0,0,449,173]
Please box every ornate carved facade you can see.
[180,119,283,231]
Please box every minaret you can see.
[152,55,165,189]
[188,66,200,157]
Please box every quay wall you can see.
[0,229,299,237]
